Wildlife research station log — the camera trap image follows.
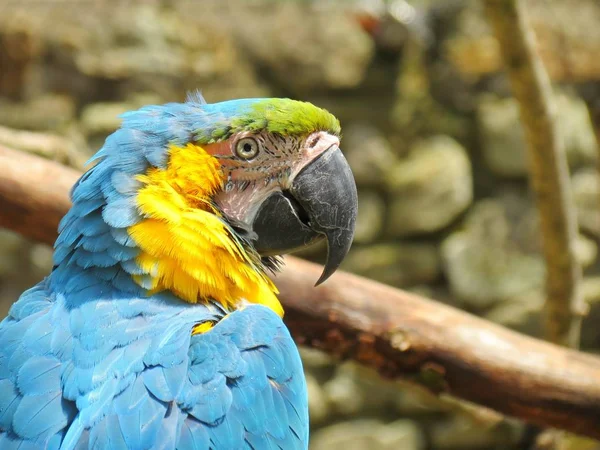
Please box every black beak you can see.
[252,146,358,285]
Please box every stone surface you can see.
[392,39,470,143]
[354,190,386,244]
[0,229,24,277]
[80,102,130,136]
[446,0,600,82]
[1,2,600,449]
[310,419,424,450]
[306,373,329,427]
[324,362,446,418]
[376,419,426,450]
[478,93,598,177]
[577,234,598,269]
[323,365,365,417]
[441,201,545,310]
[0,2,270,103]
[477,96,527,177]
[573,168,600,238]
[232,2,373,93]
[560,435,600,450]
[393,384,448,416]
[299,347,336,382]
[584,277,600,305]
[324,364,396,417]
[0,230,53,318]
[342,123,399,188]
[386,135,473,237]
[0,23,41,99]
[0,94,75,131]
[582,276,600,349]
[299,347,335,371]
[342,242,440,288]
[80,95,165,145]
[430,416,522,450]
[484,293,544,335]
[28,243,54,277]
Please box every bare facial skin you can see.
[209,131,339,225]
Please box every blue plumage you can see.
[0,96,309,449]
[0,282,307,449]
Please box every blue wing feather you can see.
[1,267,308,450]
[102,198,141,229]
[143,366,178,403]
[0,379,20,429]
[1,100,309,450]
[110,228,137,248]
[110,171,142,196]
[187,375,232,424]
[177,418,211,450]
[205,414,245,450]
[79,233,114,253]
[16,356,62,396]
[12,391,70,440]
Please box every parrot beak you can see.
[252,146,358,285]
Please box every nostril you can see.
[282,191,310,226]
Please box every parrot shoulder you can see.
[178,304,309,450]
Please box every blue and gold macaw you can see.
[0,95,357,449]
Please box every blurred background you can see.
[0,0,599,448]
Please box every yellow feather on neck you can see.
[127,143,283,317]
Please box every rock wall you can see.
[0,0,599,448]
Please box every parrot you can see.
[0,94,358,450]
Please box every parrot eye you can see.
[235,137,260,160]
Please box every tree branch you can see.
[0,144,77,244]
[2,144,600,439]
[484,0,584,349]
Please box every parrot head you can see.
[205,97,357,285]
[55,95,357,317]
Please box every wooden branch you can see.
[0,144,78,245]
[2,145,600,439]
[484,0,584,349]
[278,259,600,439]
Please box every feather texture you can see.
[0,98,321,449]
[0,280,307,449]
